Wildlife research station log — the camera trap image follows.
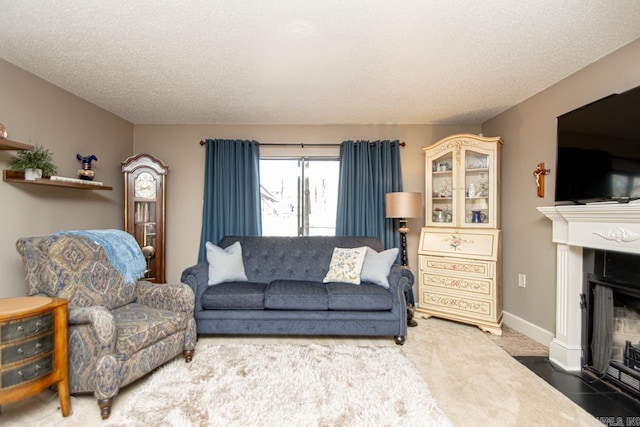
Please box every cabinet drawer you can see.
[420,290,496,321]
[420,256,494,279]
[1,353,53,389]
[1,333,54,365]
[421,273,494,297]
[1,312,53,343]
[419,227,500,261]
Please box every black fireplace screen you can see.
[590,283,613,373]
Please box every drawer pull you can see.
[17,320,43,335]
[17,342,42,357]
[18,364,42,381]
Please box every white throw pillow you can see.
[360,247,399,289]
[323,246,368,284]
[205,241,248,286]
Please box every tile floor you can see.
[516,356,640,426]
[492,326,640,425]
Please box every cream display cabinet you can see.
[418,134,503,335]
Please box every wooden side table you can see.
[0,296,70,416]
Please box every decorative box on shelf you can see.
[50,175,104,186]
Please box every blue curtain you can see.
[198,139,262,262]
[336,140,403,251]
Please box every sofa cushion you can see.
[264,280,328,310]
[326,282,394,311]
[360,247,399,289]
[112,303,189,359]
[323,246,367,284]
[205,241,248,285]
[201,282,267,310]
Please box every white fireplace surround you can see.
[538,204,640,371]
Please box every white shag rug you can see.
[105,343,452,427]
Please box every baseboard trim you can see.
[502,311,554,348]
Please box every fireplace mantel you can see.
[538,204,640,371]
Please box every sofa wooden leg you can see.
[98,397,113,420]
[184,349,194,363]
[394,335,405,345]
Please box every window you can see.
[260,158,339,236]
[612,173,640,198]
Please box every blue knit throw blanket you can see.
[55,229,146,284]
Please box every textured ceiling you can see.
[1,1,640,125]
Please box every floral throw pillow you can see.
[323,246,368,284]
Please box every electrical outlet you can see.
[518,273,527,288]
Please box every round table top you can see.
[0,296,53,316]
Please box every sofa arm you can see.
[386,264,412,333]
[180,262,209,312]
[68,306,117,353]
[388,264,414,293]
[136,280,195,314]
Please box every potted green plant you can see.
[8,144,58,180]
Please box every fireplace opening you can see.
[583,250,640,398]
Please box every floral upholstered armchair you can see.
[16,230,196,419]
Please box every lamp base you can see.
[406,302,418,327]
[396,225,418,327]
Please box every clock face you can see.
[134,172,156,199]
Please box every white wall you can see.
[0,59,133,298]
[482,38,640,333]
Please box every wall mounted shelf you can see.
[3,170,113,190]
[0,139,35,151]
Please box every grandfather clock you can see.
[122,153,168,283]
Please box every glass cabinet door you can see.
[463,149,490,225]
[134,201,157,279]
[424,134,502,229]
[429,151,454,225]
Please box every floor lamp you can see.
[385,191,423,327]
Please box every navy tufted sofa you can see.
[181,236,414,344]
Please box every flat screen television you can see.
[555,85,640,204]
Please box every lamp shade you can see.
[385,192,422,218]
